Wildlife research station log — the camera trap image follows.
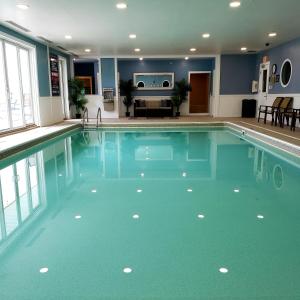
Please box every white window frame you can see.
[0,31,40,132]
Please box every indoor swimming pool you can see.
[0,127,300,299]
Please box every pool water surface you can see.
[0,127,300,299]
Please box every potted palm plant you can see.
[69,78,88,119]
[120,79,136,117]
[171,78,192,117]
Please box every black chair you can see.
[291,109,300,131]
[276,97,293,127]
[258,97,283,124]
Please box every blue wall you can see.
[257,37,300,94]
[101,58,115,92]
[0,24,70,97]
[220,54,257,95]
[118,58,215,96]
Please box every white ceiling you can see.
[1,0,300,57]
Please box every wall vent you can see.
[56,45,68,51]
[5,21,31,33]
[36,36,54,44]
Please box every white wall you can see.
[218,95,257,117]
[85,95,119,119]
[39,96,64,126]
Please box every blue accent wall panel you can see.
[258,37,300,94]
[101,58,115,91]
[118,58,215,97]
[220,54,257,95]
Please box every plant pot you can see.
[76,113,82,119]
[125,112,130,117]
[175,111,180,117]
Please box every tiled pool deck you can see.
[1,117,300,159]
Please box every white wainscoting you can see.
[39,96,64,126]
[85,95,119,119]
[218,95,257,117]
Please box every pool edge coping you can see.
[0,124,81,160]
[1,121,300,160]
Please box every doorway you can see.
[58,56,69,119]
[257,62,270,113]
[189,72,210,114]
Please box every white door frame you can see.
[257,62,270,112]
[58,56,70,119]
[188,71,212,115]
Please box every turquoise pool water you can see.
[0,127,300,299]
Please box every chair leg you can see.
[258,111,260,122]
[264,112,267,124]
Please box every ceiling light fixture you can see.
[85,48,91,53]
[202,33,210,38]
[229,1,241,8]
[116,3,127,9]
[65,35,72,40]
[16,4,29,10]
[268,32,277,37]
[139,57,143,61]
[185,57,189,60]
[190,48,197,52]
[241,47,247,51]
[129,34,136,39]
[134,48,141,52]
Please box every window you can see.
[0,36,36,131]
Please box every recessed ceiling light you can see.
[241,47,247,51]
[116,3,127,9]
[129,34,136,39]
[190,48,197,52]
[184,57,189,60]
[268,32,277,37]
[65,35,72,40]
[139,57,143,61]
[134,48,141,52]
[16,4,29,10]
[85,48,91,53]
[230,1,241,8]
[39,267,48,273]
[202,33,210,38]
[219,267,229,273]
[123,267,132,273]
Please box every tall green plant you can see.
[68,78,88,115]
[120,79,136,115]
[171,79,192,113]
